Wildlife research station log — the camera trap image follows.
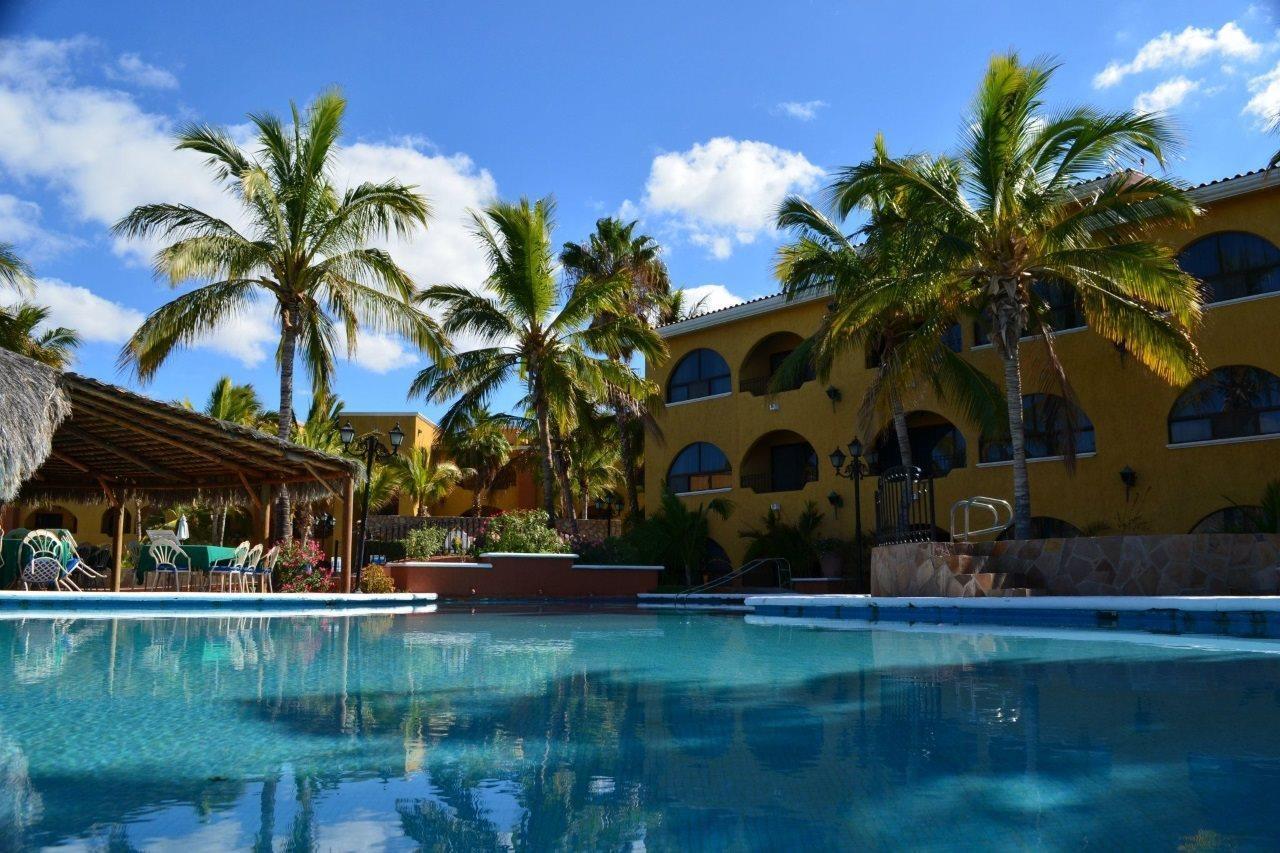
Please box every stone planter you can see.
[818,552,843,579]
[385,553,663,598]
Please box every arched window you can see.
[1168,366,1280,444]
[998,516,1083,540]
[980,394,1095,462]
[1177,232,1280,304]
[871,412,967,476]
[1190,506,1264,534]
[666,349,731,403]
[99,506,134,535]
[667,442,731,494]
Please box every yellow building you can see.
[644,168,1280,569]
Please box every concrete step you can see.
[981,588,1047,598]
[968,572,1029,592]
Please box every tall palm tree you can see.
[188,377,263,544]
[0,303,79,368]
[411,197,662,520]
[828,54,1203,538]
[0,242,32,294]
[391,446,469,517]
[290,390,345,538]
[113,89,444,540]
[560,218,671,517]
[442,406,514,515]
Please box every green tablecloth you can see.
[1,530,74,588]
[136,544,239,582]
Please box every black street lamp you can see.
[593,494,625,531]
[341,421,404,591]
[830,437,876,585]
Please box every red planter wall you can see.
[386,553,662,598]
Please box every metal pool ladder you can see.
[677,557,792,599]
[950,496,1013,542]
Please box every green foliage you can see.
[1260,481,1280,534]
[401,525,447,559]
[641,489,734,586]
[359,563,397,593]
[478,510,570,554]
[0,302,80,368]
[739,501,825,577]
[392,448,469,516]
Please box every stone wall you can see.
[872,534,1280,597]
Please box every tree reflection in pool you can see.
[0,608,1279,849]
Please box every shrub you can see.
[274,538,334,593]
[740,502,825,577]
[401,525,447,559]
[365,540,406,562]
[478,510,570,554]
[359,563,397,593]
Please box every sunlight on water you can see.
[0,607,1278,850]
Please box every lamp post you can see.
[340,421,404,591]
[593,493,625,534]
[830,437,875,586]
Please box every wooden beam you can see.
[62,424,185,480]
[238,471,263,510]
[302,462,339,500]
[111,496,125,592]
[258,484,272,544]
[49,450,92,473]
[341,476,355,593]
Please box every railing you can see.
[739,470,818,494]
[678,557,791,596]
[949,496,1013,542]
[874,465,938,545]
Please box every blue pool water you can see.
[1,607,1279,850]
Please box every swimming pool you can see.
[2,606,1279,849]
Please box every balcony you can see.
[738,430,819,494]
[738,332,814,397]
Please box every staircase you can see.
[943,551,1045,598]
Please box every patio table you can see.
[136,544,239,586]
[1,530,74,588]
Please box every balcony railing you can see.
[739,469,819,494]
[738,374,810,397]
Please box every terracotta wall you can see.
[387,554,663,598]
[872,534,1280,597]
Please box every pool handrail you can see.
[678,557,791,598]
[950,496,1013,542]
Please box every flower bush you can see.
[477,510,570,554]
[401,525,447,559]
[274,538,334,593]
[359,562,397,593]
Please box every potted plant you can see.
[816,538,846,579]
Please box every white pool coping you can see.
[0,591,438,617]
[745,594,1280,613]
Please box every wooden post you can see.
[111,502,125,592]
[258,484,272,544]
[341,476,355,593]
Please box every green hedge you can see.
[364,540,406,562]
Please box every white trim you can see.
[480,552,579,560]
[392,561,493,570]
[1201,289,1280,311]
[976,451,1096,468]
[572,564,664,572]
[658,288,831,338]
[969,325,1087,352]
[673,487,733,497]
[343,411,440,429]
[663,391,732,408]
[1188,169,1278,204]
[1167,432,1280,450]
[745,593,1280,614]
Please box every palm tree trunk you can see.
[276,314,297,541]
[214,505,227,546]
[1002,348,1032,539]
[535,402,557,518]
[555,444,578,530]
[615,407,641,518]
[890,395,914,470]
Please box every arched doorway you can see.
[871,411,967,476]
[739,430,818,494]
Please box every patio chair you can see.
[59,531,107,589]
[243,544,278,593]
[208,541,250,592]
[149,542,192,592]
[20,530,75,591]
[238,544,264,592]
[146,528,180,547]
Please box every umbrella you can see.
[175,514,190,542]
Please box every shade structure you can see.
[0,348,360,509]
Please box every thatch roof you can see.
[0,349,359,508]
[0,349,72,501]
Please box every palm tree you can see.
[411,197,662,521]
[0,242,32,294]
[290,390,345,538]
[827,54,1203,538]
[647,489,733,586]
[190,377,263,544]
[0,303,79,368]
[113,89,444,540]
[442,406,514,515]
[561,217,671,517]
[391,447,469,517]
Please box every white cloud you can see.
[1094,22,1263,88]
[1133,76,1201,112]
[0,194,75,258]
[775,100,827,121]
[346,331,418,373]
[637,137,823,259]
[677,283,749,316]
[1245,60,1280,123]
[105,52,178,89]
[0,277,143,344]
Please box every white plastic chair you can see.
[149,542,191,592]
[244,545,279,593]
[20,530,73,591]
[238,544,264,592]
[208,541,249,592]
[59,531,106,588]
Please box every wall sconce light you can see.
[825,385,842,411]
[1119,465,1137,499]
[827,490,843,515]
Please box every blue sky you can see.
[2,0,1280,421]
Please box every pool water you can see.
[2,607,1280,850]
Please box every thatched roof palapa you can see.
[0,348,359,508]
